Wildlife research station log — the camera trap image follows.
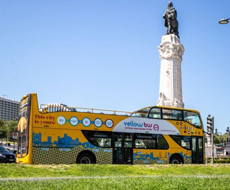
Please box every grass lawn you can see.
[0,164,229,189]
[0,164,230,178]
[0,177,230,190]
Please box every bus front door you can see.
[192,137,203,164]
[113,133,133,164]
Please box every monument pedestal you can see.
[205,134,217,158]
[157,34,184,108]
[205,144,217,158]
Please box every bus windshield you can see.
[183,111,202,128]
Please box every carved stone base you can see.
[157,98,184,108]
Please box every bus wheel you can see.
[77,154,94,164]
[170,156,182,164]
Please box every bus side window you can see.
[148,108,161,119]
[162,109,173,119]
[170,135,191,150]
[162,109,182,120]
[157,135,169,149]
[134,134,156,149]
[172,110,183,120]
[82,131,112,148]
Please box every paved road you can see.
[0,175,230,181]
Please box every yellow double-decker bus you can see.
[17,93,205,164]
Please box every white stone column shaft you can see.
[157,34,184,108]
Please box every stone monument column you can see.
[157,34,184,108]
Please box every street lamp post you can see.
[219,18,230,24]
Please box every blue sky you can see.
[0,0,230,134]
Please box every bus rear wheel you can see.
[170,156,182,164]
[77,154,94,164]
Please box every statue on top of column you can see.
[163,1,179,38]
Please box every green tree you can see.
[6,121,18,133]
[213,132,228,146]
[5,121,18,141]
[214,134,222,144]
[0,119,7,139]
[0,120,18,141]
[0,119,4,128]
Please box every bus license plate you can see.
[9,159,14,161]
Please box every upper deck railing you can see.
[39,103,132,116]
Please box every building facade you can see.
[0,97,20,121]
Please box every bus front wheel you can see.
[170,156,182,164]
[77,153,95,164]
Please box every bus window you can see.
[124,134,132,148]
[114,133,122,148]
[131,108,150,118]
[170,135,191,150]
[134,134,156,149]
[18,135,28,155]
[183,111,201,128]
[17,95,31,157]
[149,108,161,119]
[157,135,169,149]
[162,109,183,120]
[83,131,112,148]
